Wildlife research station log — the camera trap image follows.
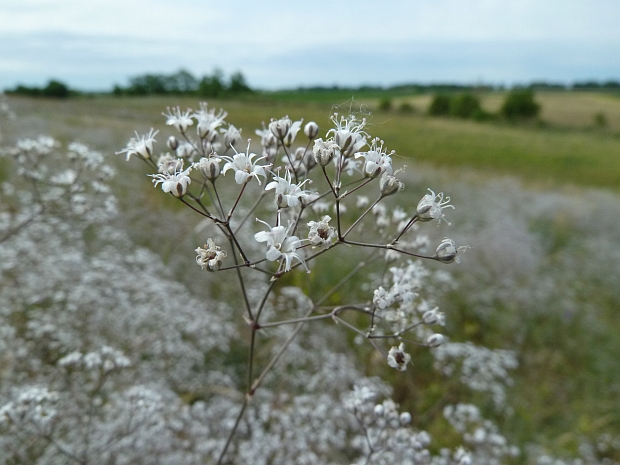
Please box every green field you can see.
[5,91,620,191]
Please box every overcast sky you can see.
[1,0,619,91]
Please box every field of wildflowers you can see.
[1,93,619,464]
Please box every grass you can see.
[5,91,619,192]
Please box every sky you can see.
[1,0,619,91]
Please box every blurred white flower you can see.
[193,102,227,140]
[163,106,193,132]
[117,129,158,161]
[387,343,411,371]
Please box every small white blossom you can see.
[416,188,454,223]
[195,238,227,271]
[327,113,368,158]
[379,172,404,197]
[157,153,183,174]
[193,156,221,181]
[373,286,394,310]
[265,170,313,208]
[220,124,242,148]
[355,138,394,178]
[163,106,193,132]
[387,343,411,371]
[313,138,340,166]
[221,142,271,185]
[304,121,319,139]
[193,102,227,140]
[307,215,336,247]
[117,129,158,161]
[150,160,192,197]
[254,219,307,272]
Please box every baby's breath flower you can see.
[220,124,242,148]
[167,135,179,150]
[117,129,158,161]
[379,172,404,197]
[328,113,368,158]
[416,188,454,223]
[163,107,193,132]
[150,160,192,197]
[269,116,292,140]
[313,138,340,167]
[195,238,227,271]
[193,102,227,140]
[265,170,313,208]
[387,343,411,371]
[157,153,183,174]
[307,215,336,247]
[193,156,221,181]
[355,138,394,178]
[254,219,307,272]
[221,141,271,185]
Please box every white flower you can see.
[221,142,271,185]
[117,129,158,161]
[373,286,394,310]
[150,160,192,197]
[193,156,221,181]
[157,153,183,174]
[312,138,340,166]
[254,219,307,272]
[220,124,242,148]
[193,102,227,140]
[416,188,454,223]
[379,172,404,197]
[163,106,193,132]
[195,238,227,271]
[307,215,336,247]
[355,138,394,178]
[387,343,411,371]
[304,121,319,139]
[265,170,313,208]
[327,113,368,158]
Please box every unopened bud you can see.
[399,412,412,425]
[167,135,179,151]
[304,121,319,139]
[433,238,460,264]
[379,173,404,197]
[426,333,444,348]
[269,117,292,140]
[374,404,385,417]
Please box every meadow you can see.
[1,90,619,464]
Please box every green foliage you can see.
[594,111,607,128]
[428,94,451,116]
[378,97,392,111]
[6,79,71,99]
[398,102,415,113]
[449,93,482,119]
[115,69,252,97]
[501,89,541,120]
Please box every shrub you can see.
[501,89,540,120]
[378,97,392,111]
[449,93,482,119]
[428,94,451,116]
[399,102,415,113]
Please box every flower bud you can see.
[433,238,460,264]
[379,173,404,197]
[374,404,385,417]
[422,308,439,325]
[426,333,444,348]
[167,135,179,151]
[399,412,412,425]
[304,121,319,139]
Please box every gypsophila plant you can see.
[117,102,473,463]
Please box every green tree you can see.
[428,94,451,116]
[501,89,540,120]
[228,71,251,94]
[198,69,226,98]
[449,93,481,119]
